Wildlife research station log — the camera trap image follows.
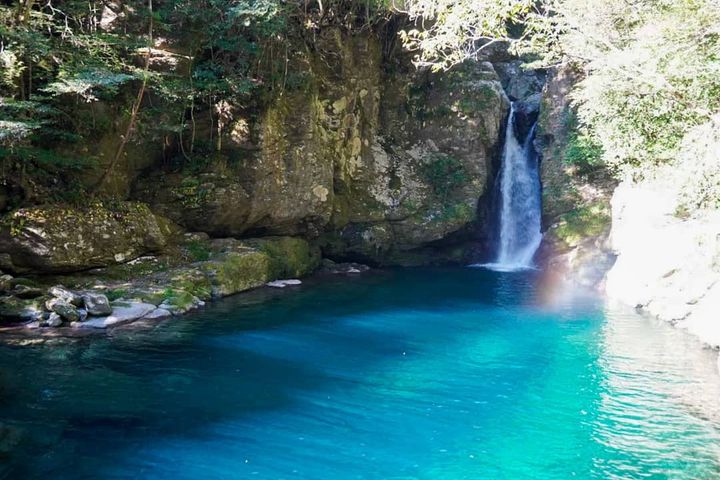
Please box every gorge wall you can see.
[0,26,546,278]
[536,67,720,359]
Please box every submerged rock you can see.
[0,423,22,455]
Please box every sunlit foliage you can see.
[398,0,720,210]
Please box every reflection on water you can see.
[0,268,718,480]
[596,306,720,479]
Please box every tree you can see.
[396,0,720,209]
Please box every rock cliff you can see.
[0,27,517,284]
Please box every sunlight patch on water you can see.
[467,262,539,273]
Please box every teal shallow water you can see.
[1,268,719,479]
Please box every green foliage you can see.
[554,202,610,247]
[43,69,134,101]
[398,0,535,70]
[421,154,470,201]
[186,240,211,262]
[562,112,603,175]
[400,0,720,211]
[105,289,129,302]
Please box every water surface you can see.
[1,268,719,479]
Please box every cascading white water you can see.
[478,103,542,271]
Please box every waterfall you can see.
[473,103,542,271]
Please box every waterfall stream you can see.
[475,103,542,271]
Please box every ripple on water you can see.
[0,268,718,480]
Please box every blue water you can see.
[1,268,719,479]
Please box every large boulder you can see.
[81,292,112,316]
[199,237,321,297]
[0,202,174,274]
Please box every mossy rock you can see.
[0,202,171,274]
[242,237,321,278]
[201,250,273,297]
[0,296,44,323]
[168,268,213,301]
[552,202,611,248]
[160,288,199,312]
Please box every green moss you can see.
[437,203,474,223]
[202,251,272,296]
[457,85,497,115]
[105,289,128,302]
[245,237,321,278]
[171,177,210,209]
[554,202,611,247]
[161,288,196,310]
[169,269,213,300]
[90,257,169,281]
[186,240,211,262]
[421,154,470,202]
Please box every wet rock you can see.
[266,279,302,288]
[320,259,370,274]
[142,308,172,320]
[45,312,63,327]
[49,286,82,306]
[11,284,44,299]
[48,299,80,322]
[81,293,112,316]
[0,296,44,323]
[77,301,156,329]
[0,274,13,291]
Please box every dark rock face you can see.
[0,29,546,273]
[494,60,545,140]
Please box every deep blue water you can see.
[1,268,719,479]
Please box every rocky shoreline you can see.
[0,232,369,337]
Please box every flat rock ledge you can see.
[0,236,371,334]
[75,302,157,329]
